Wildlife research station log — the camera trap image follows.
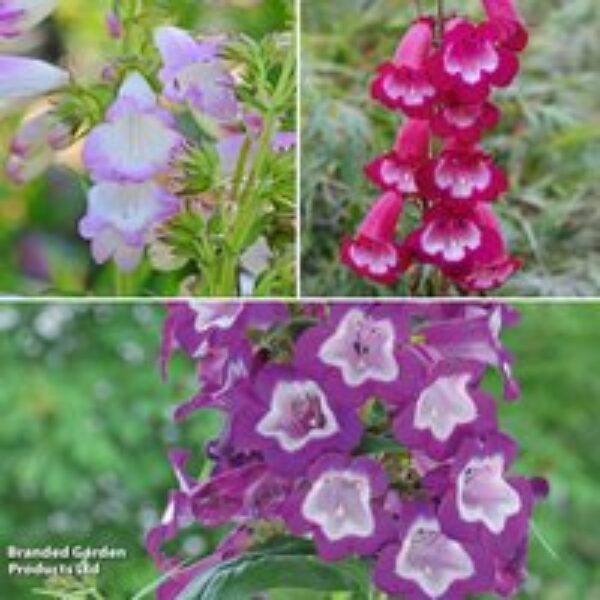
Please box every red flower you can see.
[407,203,504,272]
[364,119,431,195]
[482,0,529,52]
[428,20,519,103]
[446,204,521,290]
[341,192,408,285]
[371,20,437,118]
[417,144,508,205]
[431,96,500,144]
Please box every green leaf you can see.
[178,537,371,600]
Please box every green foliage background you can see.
[300,0,600,297]
[0,0,293,297]
[0,302,599,598]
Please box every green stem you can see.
[437,0,446,43]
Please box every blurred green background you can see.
[0,302,599,598]
[300,0,600,297]
[0,0,292,296]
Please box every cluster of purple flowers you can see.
[148,301,548,600]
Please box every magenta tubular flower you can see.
[417,145,508,205]
[83,71,184,183]
[374,501,493,600]
[341,191,407,285]
[365,119,431,196]
[154,26,238,121]
[231,364,363,477]
[482,0,529,52]
[295,303,426,407]
[447,204,521,291]
[284,454,393,561]
[428,20,519,103]
[393,360,497,460]
[439,433,534,556]
[407,204,504,273]
[371,20,437,118]
[431,97,500,144]
[0,0,56,37]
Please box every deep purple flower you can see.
[231,364,363,477]
[284,454,392,561]
[393,359,497,460]
[439,433,534,555]
[374,500,493,600]
[295,304,425,407]
[161,301,289,363]
[414,303,521,400]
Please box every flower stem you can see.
[437,0,446,43]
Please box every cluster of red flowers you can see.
[341,0,528,292]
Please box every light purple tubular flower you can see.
[233,364,363,477]
[394,360,497,460]
[216,112,297,176]
[374,501,493,600]
[83,71,184,182]
[154,25,238,121]
[5,110,71,184]
[439,433,534,556]
[0,0,56,38]
[284,454,393,561]
[295,303,425,407]
[78,180,180,272]
[0,56,69,100]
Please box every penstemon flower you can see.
[1,1,296,296]
[148,301,548,600]
[343,0,528,294]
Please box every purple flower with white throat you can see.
[414,303,521,400]
[78,180,179,272]
[393,360,497,460]
[0,0,56,38]
[374,501,493,600]
[296,304,425,407]
[0,56,69,101]
[439,433,534,555]
[154,25,238,121]
[83,71,184,183]
[284,454,392,561]
[233,364,362,477]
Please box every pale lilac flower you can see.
[154,25,238,121]
[5,110,71,183]
[0,0,56,38]
[79,180,179,271]
[0,56,69,100]
[216,112,296,176]
[83,71,184,182]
